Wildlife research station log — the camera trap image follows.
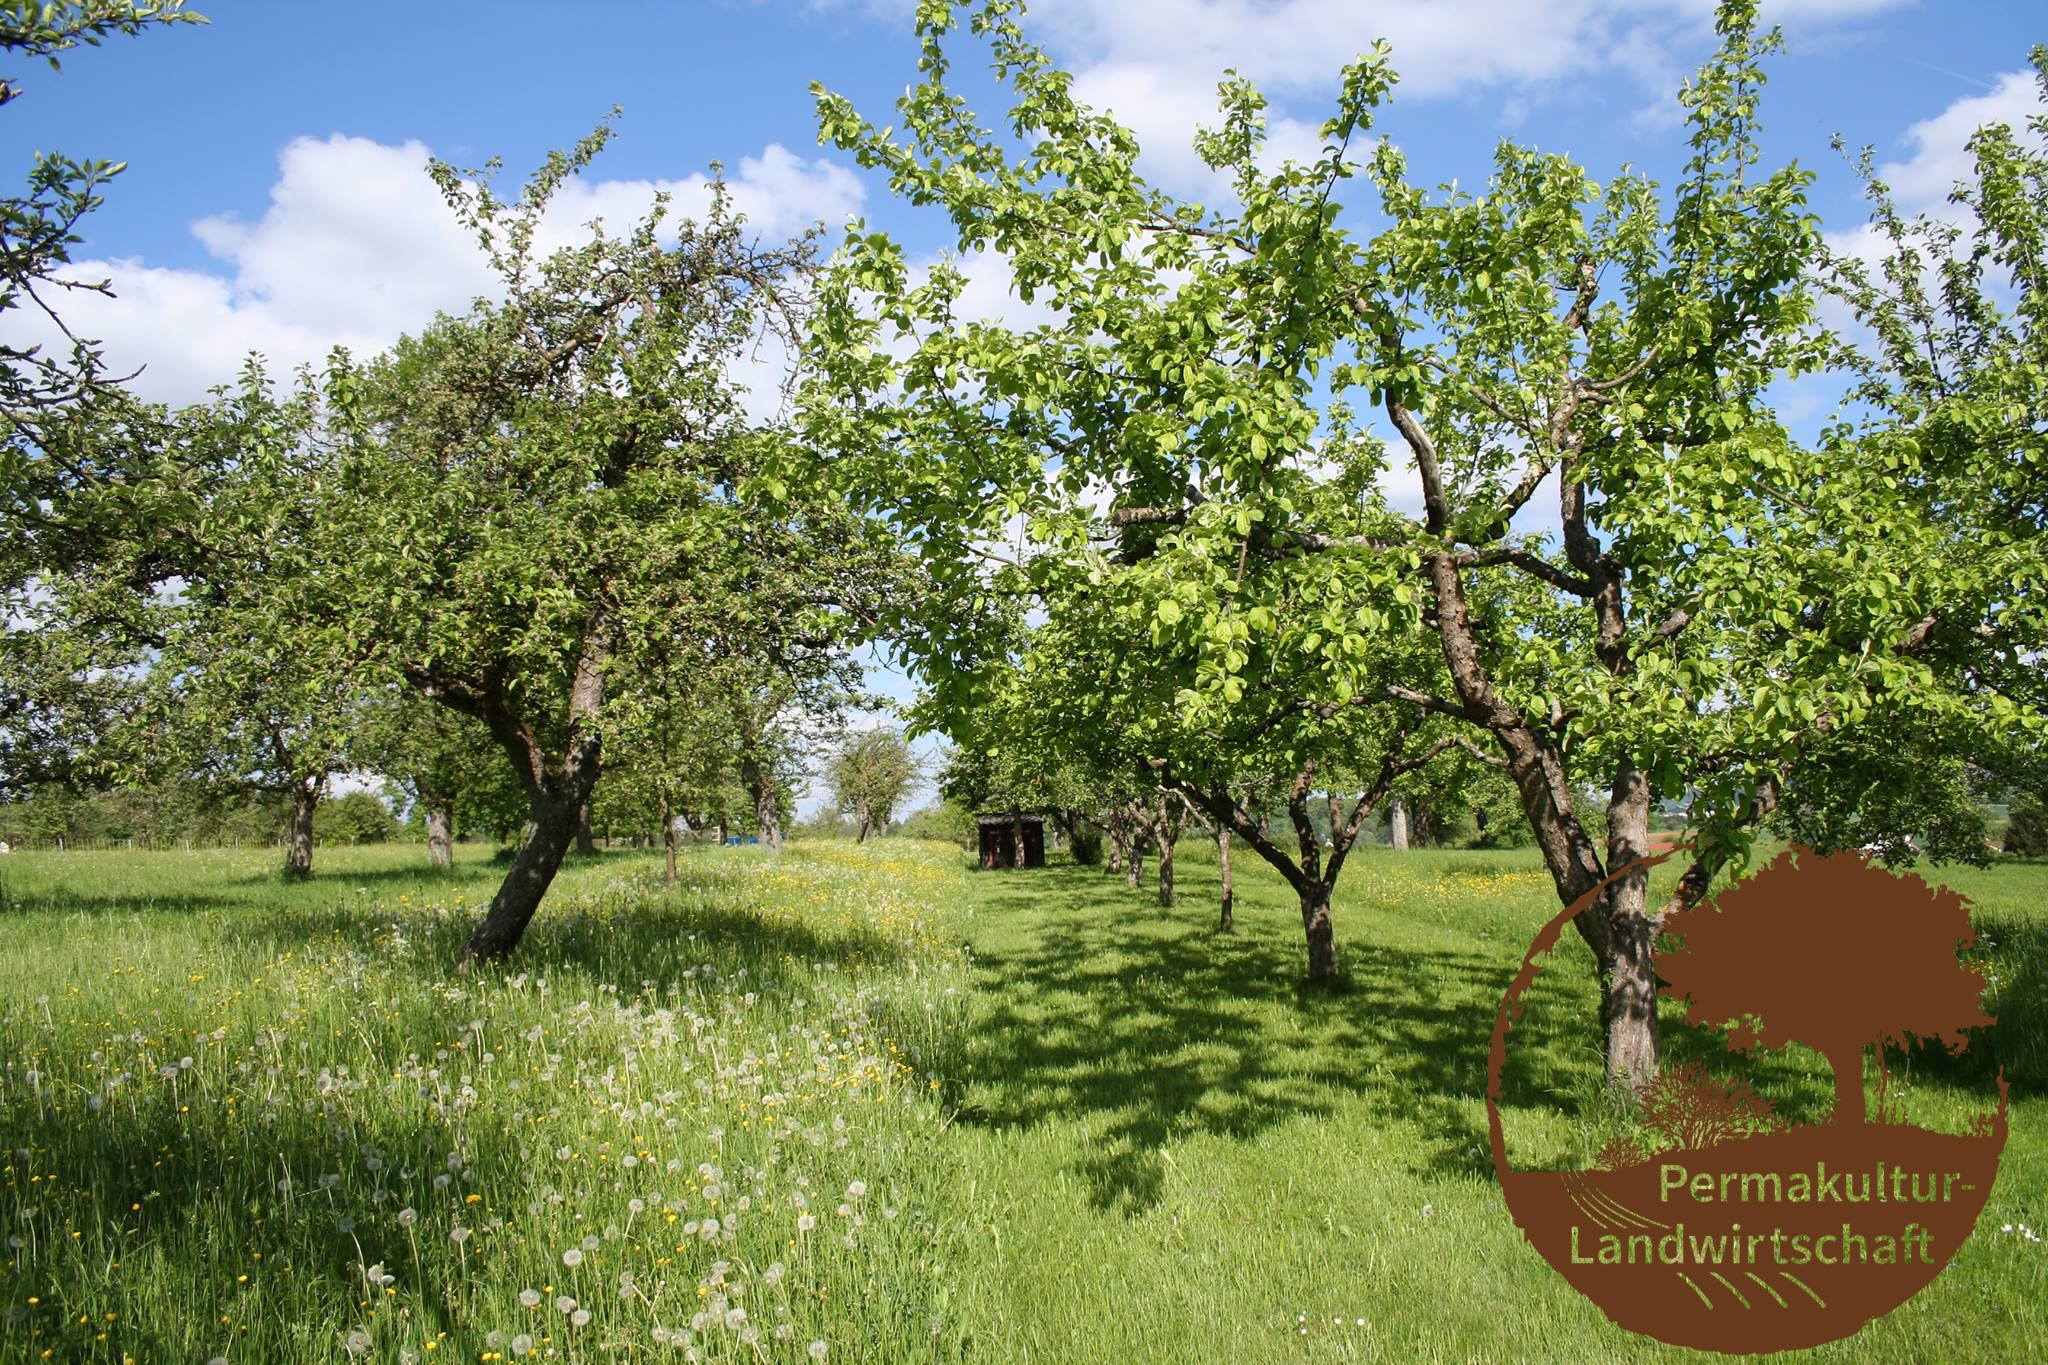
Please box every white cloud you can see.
[1875,67,2043,210]
[1017,0,1915,195]
[1,133,865,407]
[189,135,496,348]
[816,2,1919,199]
[1069,61,1324,198]
[1822,64,2044,295]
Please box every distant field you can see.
[0,840,2041,1362]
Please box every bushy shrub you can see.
[1069,823,1102,865]
[319,791,398,845]
[2005,798,2048,857]
[892,800,975,847]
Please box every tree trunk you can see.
[1217,828,1234,932]
[1596,765,1660,1094]
[284,784,317,880]
[1600,909,1661,1092]
[426,805,453,871]
[661,791,678,888]
[1287,778,1344,985]
[1300,882,1339,983]
[1390,798,1409,853]
[462,792,581,962]
[1829,1046,1868,1126]
[742,749,782,851]
[574,798,597,855]
[1126,839,1143,889]
[442,613,609,964]
[1107,817,1126,874]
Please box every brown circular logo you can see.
[1488,847,2006,1354]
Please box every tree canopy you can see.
[799,0,2048,1079]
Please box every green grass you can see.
[0,839,2041,1362]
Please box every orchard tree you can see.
[944,574,1469,975]
[361,691,514,869]
[145,365,369,877]
[2,3,205,792]
[27,361,367,877]
[601,658,836,881]
[321,790,396,845]
[331,126,877,962]
[802,0,1484,977]
[827,727,920,840]
[801,0,2042,1065]
[1810,46,2048,834]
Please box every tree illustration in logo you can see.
[1658,850,1994,1125]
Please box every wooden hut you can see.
[976,812,1045,868]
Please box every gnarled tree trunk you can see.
[1390,798,1409,853]
[574,798,597,855]
[1299,883,1338,981]
[741,746,782,851]
[284,783,317,880]
[464,789,586,961]
[426,805,454,871]
[442,618,610,966]
[1598,763,1661,1093]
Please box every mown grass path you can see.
[932,844,2047,1363]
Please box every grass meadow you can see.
[0,838,2041,1362]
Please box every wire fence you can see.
[0,836,449,854]
[0,836,286,853]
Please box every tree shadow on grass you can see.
[218,859,499,891]
[941,862,1593,1212]
[217,885,923,1006]
[1906,908,2048,1096]
[0,888,247,918]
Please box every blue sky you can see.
[3,0,2041,811]
[6,1,2038,373]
